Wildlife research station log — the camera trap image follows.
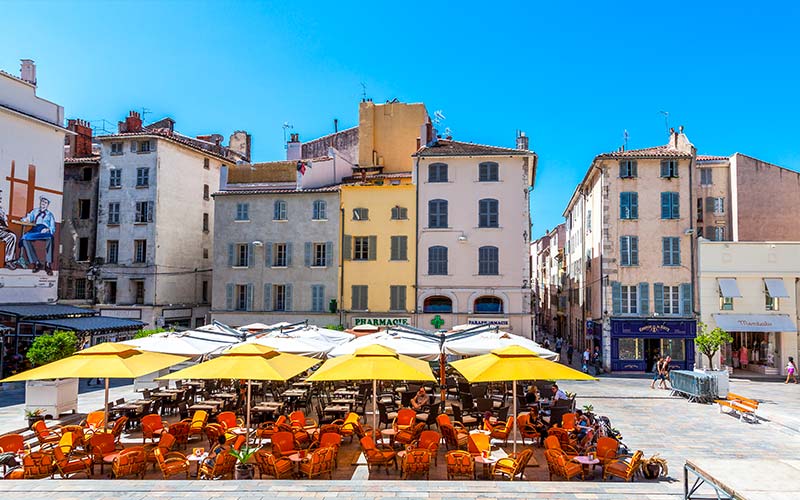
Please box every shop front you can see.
[609,318,696,372]
[713,314,797,376]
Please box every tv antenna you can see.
[360,82,367,101]
[282,122,293,145]
[623,129,629,149]
[141,107,151,122]
[659,111,670,135]
[432,110,446,125]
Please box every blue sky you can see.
[3,1,799,236]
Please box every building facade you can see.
[533,224,566,340]
[414,137,537,337]
[698,240,799,376]
[94,112,247,328]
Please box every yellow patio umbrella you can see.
[450,345,596,453]
[158,343,320,443]
[1,342,189,428]
[306,344,436,440]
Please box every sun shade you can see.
[717,278,741,298]
[764,278,789,298]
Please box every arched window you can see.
[474,296,503,314]
[478,198,499,228]
[478,161,499,182]
[428,199,448,228]
[424,296,453,313]
[428,163,448,183]
[273,200,287,221]
[312,200,327,220]
[478,246,499,275]
[428,246,448,275]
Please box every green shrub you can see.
[133,327,170,339]
[26,330,79,366]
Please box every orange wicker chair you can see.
[144,432,176,470]
[166,420,189,449]
[153,447,190,479]
[491,448,533,481]
[204,423,225,449]
[467,433,490,457]
[107,416,129,446]
[31,420,60,449]
[416,430,441,466]
[401,448,431,479]
[198,449,236,480]
[440,423,468,451]
[395,422,424,447]
[588,436,619,471]
[80,411,107,433]
[271,431,299,458]
[298,446,335,479]
[560,413,577,432]
[59,425,87,449]
[87,432,121,475]
[254,449,293,479]
[544,449,583,481]
[359,435,397,474]
[392,408,416,432]
[517,413,540,446]
[603,450,643,482]
[489,417,514,446]
[186,410,208,442]
[216,411,244,431]
[311,432,342,467]
[6,451,54,479]
[141,414,167,444]
[255,415,288,445]
[52,432,93,479]
[445,450,474,480]
[112,446,147,479]
[290,410,318,430]
[545,432,579,457]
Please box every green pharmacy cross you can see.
[430,315,445,329]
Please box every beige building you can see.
[532,223,566,340]
[698,240,799,376]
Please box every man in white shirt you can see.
[551,384,568,401]
[582,348,590,373]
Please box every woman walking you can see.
[786,356,798,384]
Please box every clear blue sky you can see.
[3,1,799,236]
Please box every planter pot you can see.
[27,415,45,429]
[234,464,254,480]
[25,378,79,418]
[643,463,661,479]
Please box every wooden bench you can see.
[715,392,759,423]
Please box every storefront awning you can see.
[717,278,741,298]
[764,278,790,298]
[713,314,797,332]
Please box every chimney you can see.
[228,131,252,162]
[67,119,93,157]
[118,111,143,133]
[286,133,302,161]
[516,130,529,151]
[19,59,36,86]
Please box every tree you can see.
[133,327,170,339]
[694,322,733,370]
[26,330,79,367]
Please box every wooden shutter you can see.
[619,161,625,178]
[654,283,664,314]
[390,286,398,310]
[671,193,679,219]
[638,282,649,315]
[228,243,234,267]
[399,236,407,260]
[343,235,352,261]
[285,284,293,311]
[630,193,638,219]
[390,236,399,261]
[147,201,154,222]
[264,242,272,266]
[304,242,312,266]
[398,286,406,310]
[679,283,692,316]
[619,193,626,218]
[286,242,293,266]
[246,284,254,311]
[351,286,358,310]
[661,192,670,219]
[611,281,621,314]
[662,238,670,265]
[248,243,254,267]
[660,161,669,177]
[705,197,714,214]
[368,235,377,260]
[263,283,272,311]
[325,241,333,267]
[672,238,681,265]
[620,237,630,266]
[225,284,233,310]
[631,160,638,177]
[630,236,639,266]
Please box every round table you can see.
[187,453,208,477]
[572,455,600,479]
[380,428,397,447]
[474,455,498,479]
[288,452,309,478]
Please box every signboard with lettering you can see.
[353,317,410,327]
[467,317,510,328]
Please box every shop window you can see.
[660,338,685,362]
[765,292,779,311]
[618,338,644,360]
[424,296,453,313]
[474,296,502,314]
[720,296,734,311]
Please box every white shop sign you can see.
[353,317,411,327]
[467,317,510,328]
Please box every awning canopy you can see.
[713,314,797,333]
[764,278,790,298]
[717,278,742,298]
[33,316,145,333]
[0,303,95,320]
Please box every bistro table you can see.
[323,405,350,420]
[288,452,310,477]
[282,389,307,398]
[572,455,600,479]
[380,428,397,448]
[187,452,208,477]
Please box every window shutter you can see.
[630,193,638,219]
[654,283,664,314]
[285,284,292,311]
[304,242,312,266]
[705,197,714,214]
[680,283,692,316]
[619,193,626,218]
[672,238,681,265]
[343,235,352,261]
[619,161,625,178]
[662,238,669,265]
[228,243,234,267]
[351,286,358,310]
[398,286,406,310]
[368,235,377,260]
[130,141,137,153]
[660,161,668,177]
[706,226,714,241]
[246,283,254,311]
[639,282,649,315]
[390,286,398,310]
[611,281,621,314]
[147,201,154,222]
[661,192,670,219]
[620,237,630,266]
[630,236,639,265]
[264,242,272,266]
[286,242,293,267]
[225,284,233,310]
[631,161,638,177]
[325,241,333,266]
[263,283,272,311]
[400,236,407,261]
[671,193,679,219]
[248,243,254,267]
[390,236,398,261]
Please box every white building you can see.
[94,112,248,328]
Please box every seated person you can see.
[410,387,430,410]
[573,409,591,440]
[203,435,231,468]
[525,385,540,406]
[551,384,568,401]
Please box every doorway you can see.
[645,338,661,373]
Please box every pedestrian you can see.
[739,345,749,370]
[582,348,590,373]
[555,337,563,355]
[660,356,672,389]
[650,356,664,389]
[567,343,574,365]
[592,346,602,375]
[543,338,551,350]
[786,356,798,384]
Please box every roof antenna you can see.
[282,122,293,148]
[360,82,367,102]
[659,111,670,136]
[140,107,151,123]
[623,129,629,150]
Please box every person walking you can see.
[592,346,602,375]
[786,356,798,384]
[582,348,590,373]
[555,337,563,357]
[660,356,672,389]
[567,343,574,366]
[651,356,665,389]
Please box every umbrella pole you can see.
[246,379,252,447]
[439,352,446,410]
[372,378,377,442]
[104,377,110,430]
[512,382,517,455]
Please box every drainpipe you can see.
[688,148,698,363]
[339,206,345,328]
[414,155,420,327]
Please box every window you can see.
[351,285,368,311]
[235,203,249,221]
[312,200,327,220]
[135,201,153,223]
[139,140,151,153]
[428,246,448,275]
[697,197,704,222]
[105,281,117,304]
[273,284,287,311]
[700,168,713,186]
[478,162,499,182]
[203,184,209,200]
[107,240,119,264]
[720,296,734,311]
[77,237,90,262]
[352,207,368,221]
[478,246,499,275]
[620,236,639,266]
[428,199,448,228]
[712,197,725,215]
[765,287,780,311]
[661,338,685,361]
[203,248,209,259]
[74,278,87,300]
[619,160,638,178]
[202,213,209,232]
[391,206,408,220]
[390,285,407,311]
[110,142,123,155]
[428,163,448,183]
[390,236,408,261]
[478,199,499,228]
[235,284,248,311]
[78,199,91,219]
[109,169,121,188]
[662,285,680,315]
[661,192,680,219]
[235,243,250,267]
[310,285,325,312]
[662,237,680,266]
[273,200,287,220]
[203,158,210,170]
[660,159,678,178]
[423,296,453,313]
[273,243,287,267]
[621,285,638,314]
[353,237,370,261]
[134,280,145,304]
[714,226,725,241]
[136,167,149,187]
[107,202,120,224]
[81,167,92,182]
[313,243,327,266]
[620,192,638,220]
[618,338,644,360]
[201,281,209,303]
[586,209,592,233]
[474,296,503,314]
[134,240,147,263]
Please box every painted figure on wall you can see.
[19,196,55,275]
[0,190,18,270]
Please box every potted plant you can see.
[640,453,668,479]
[694,322,734,397]
[230,445,257,479]
[25,408,45,429]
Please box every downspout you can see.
[688,149,698,343]
[414,155,420,327]
[339,205,345,328]
[591,162,606,370]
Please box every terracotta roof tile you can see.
[64,155,100,164]
[697,155,729,162]
[96,128,244,163]
[214,184,340,196]
[342,172,412,183]
[597,144,692,159]
[228,161,297,183]
[414,139,531,157]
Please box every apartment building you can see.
[533,224,566,340]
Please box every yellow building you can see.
[357,100,429,173]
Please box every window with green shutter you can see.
[390,236,407,261]
[620,192,638,220]
[351,285,368,311]
[638,283,650,315]
[620,236,638,266]
[662,237,680,266]
[619,160,638,178]
[661,192,679,219]
[390,285,406,311]
[660,160,678,178]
